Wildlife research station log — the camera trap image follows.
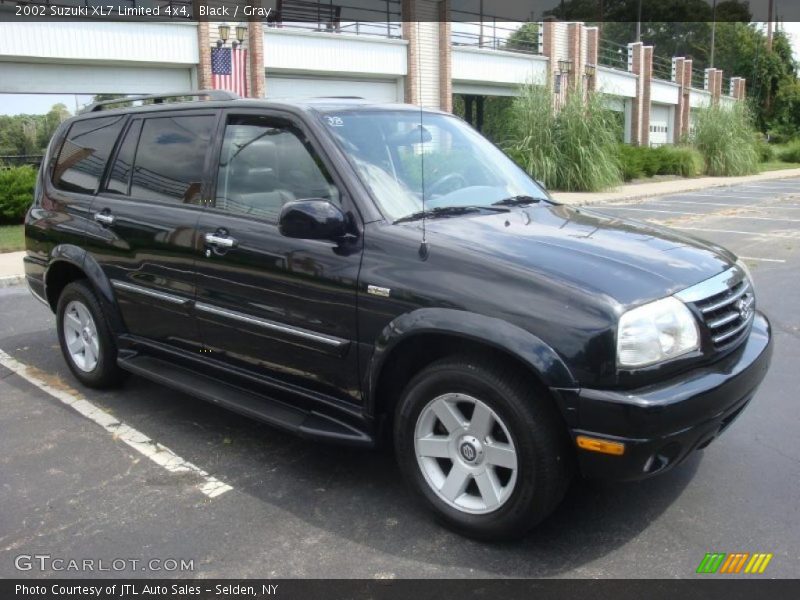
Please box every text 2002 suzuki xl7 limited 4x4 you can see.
[25,92,772,540]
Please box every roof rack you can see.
[82,90,240,113]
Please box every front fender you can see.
[367,307,578,405]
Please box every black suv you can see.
[25,92,772,540]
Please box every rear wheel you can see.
[57,280,125,388]
[394,356,572,541]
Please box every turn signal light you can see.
[576,435,625,456]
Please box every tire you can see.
[394,355,573,541]
[56,280,126,389]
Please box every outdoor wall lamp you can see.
[585,64,597,77]
[217,23,230,48]
[234,23,247,48]
[558,59,573,74]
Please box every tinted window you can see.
[215,116,338,221]
[53,116,126,194]
[104,119,142,196]
[130,115,214,205]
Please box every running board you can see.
[117,355,373,447]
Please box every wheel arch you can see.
[367,308,577,426]
[44,245,125,335]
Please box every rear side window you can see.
[130,115,215,205]
[53,116,126,194]
[104,119,142,196]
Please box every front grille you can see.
[691,277,755,349]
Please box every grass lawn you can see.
[760,161,800,172]
[0,224,24,253]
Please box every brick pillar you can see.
[708,68,723,105]
[629,42,652,146]
[248,19,265,98]
[673,57,686,141]
[567,22,584,91]
[682,60,693,137]
[196,22,212,90]
[438,0,452,112]
[585,26,599,92]
[542,18,557,90]
[738,78,747,100]
[402,0,419,105]
[642,46,652,146]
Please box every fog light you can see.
[576,435,625,456]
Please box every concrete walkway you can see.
[551,167,800,205]
[0,251,25,287]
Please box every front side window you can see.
[320,110,548,221]
[53,116,126,194]
[130,115,215,205]
[214,115,338,222]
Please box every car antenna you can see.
[417,21,429,261]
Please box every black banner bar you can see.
[0,0,797,24]
[3,579,800,600]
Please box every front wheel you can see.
[394,356,572,541]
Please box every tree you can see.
[505,22,539,54]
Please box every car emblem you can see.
[736,294,754,321]
[460,442,476,462]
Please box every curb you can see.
[552,169,800,206]
[0,275,24,288]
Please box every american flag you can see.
[211,47,248,97]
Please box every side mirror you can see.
[279,199,347,241]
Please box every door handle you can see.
[94,211,115,225]
[204,232,237,248]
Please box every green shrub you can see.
[653,145,704,177]
[692,103,760,176]
[0,165,37,224]
[617,144,703,181]
[754,134,775,163]
[777,141,800,163]
[505,84,622,192]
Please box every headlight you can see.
[736,258,753,284]
[617,297,699,368]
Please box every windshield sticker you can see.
[326,116,344,127]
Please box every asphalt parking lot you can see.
[1,177,799,579]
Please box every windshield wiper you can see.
[491,195,543,207]
[394,205,506,224]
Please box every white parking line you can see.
[738,256,787,263]
[671,226,776,235]
[655,201,800,210]
[600,206,800,222]
[0,349,233,499]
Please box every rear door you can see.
[84,109,218,351]
[192,110,363,405]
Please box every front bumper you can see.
[570,312,772,481]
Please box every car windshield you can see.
[319,109,549,221]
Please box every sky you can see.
[1,23,799,117]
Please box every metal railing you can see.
[598,39,628,71]
[267,0,402,39]
[450,16,541,55]
[652,54,674,82]
[692,68,706,90]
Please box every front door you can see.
[193,111,363,404]
[85,110,218,351]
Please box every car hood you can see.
[417,203,736,308]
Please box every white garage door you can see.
[650,104,672,147]
[266,76,401,103]
[0,62,193,94]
